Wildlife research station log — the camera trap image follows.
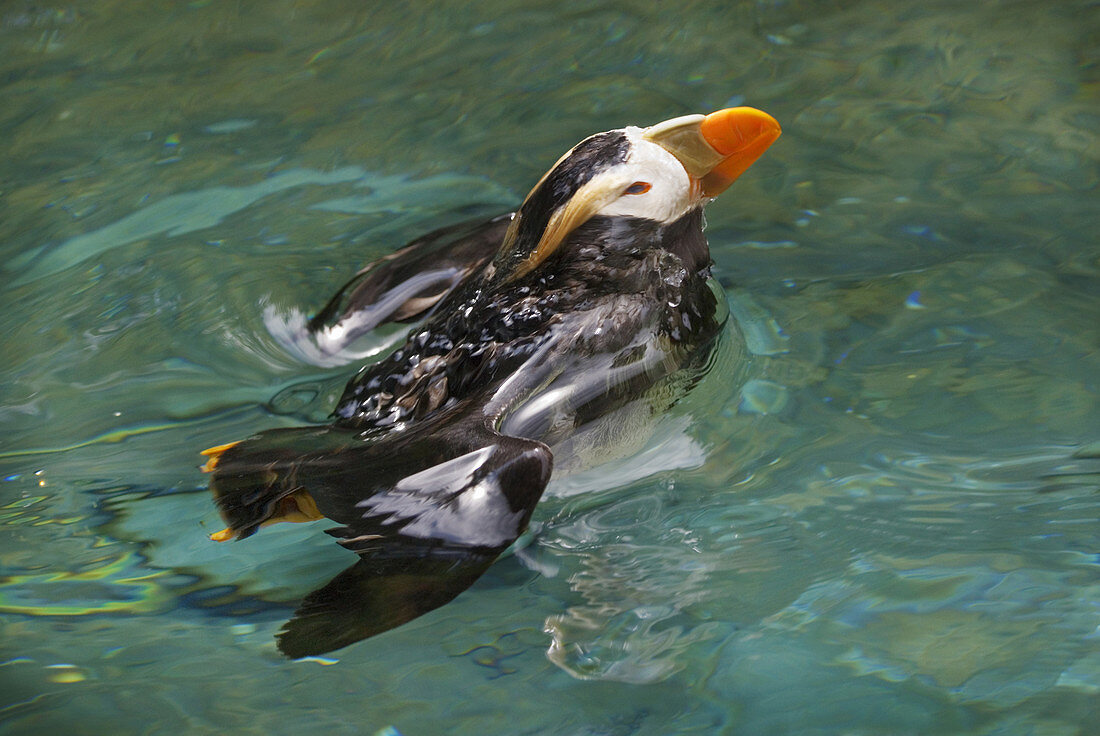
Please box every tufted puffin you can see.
[202,107,781,658]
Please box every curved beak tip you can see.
[698,106,781,196]
[700,107,781,156]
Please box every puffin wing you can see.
[204,414,551,657]
[306,214,511,353]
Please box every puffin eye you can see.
[624,181,651,195]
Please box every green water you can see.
[2,1,1098,733]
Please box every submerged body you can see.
[204,108,780,657]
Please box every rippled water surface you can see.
[2,1,1098,734]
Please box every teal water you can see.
[2,1,1098,733]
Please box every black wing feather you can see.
[307,214,511,350]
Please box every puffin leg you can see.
[203,425,357,541]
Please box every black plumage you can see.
[203,107,780,657]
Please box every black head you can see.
[491,107,782,282]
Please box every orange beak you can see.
[697,107,781,196]
[643,106,781,197]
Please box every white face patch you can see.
[591,126,703,224]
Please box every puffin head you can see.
[496,107,781,281]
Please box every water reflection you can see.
[2,0,1098,733]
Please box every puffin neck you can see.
[657,207,710,273]
[555,208,710,272]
